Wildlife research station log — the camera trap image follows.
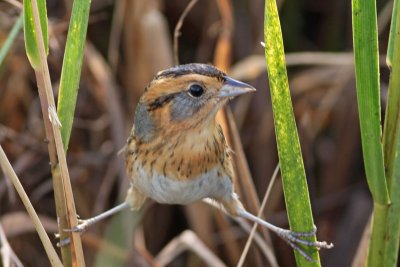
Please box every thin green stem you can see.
[0,14,23,67]
[352,0,389,205]
[351,0,391,265]
[382,2,400,266]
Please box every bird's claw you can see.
[55,219,91,247]
[64,219,90,233]
[289,224,317,237]
[57,237,71,247]
[278,227,334,262]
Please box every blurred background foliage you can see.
[0,0,395,266]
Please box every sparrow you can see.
[69,63,333,261]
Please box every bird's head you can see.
[134,64,255,142]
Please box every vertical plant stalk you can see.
[264,0,320,265]
[237,165,280,267]
[383,4,400,266]
[383,132,400,266]
[383,0,400,193]
[213,0,275,264]
[25,0,85,265]
[351,0,390,266]
[24,0,72,263]
[0,146,63,267]
[351,0,389,205]
[214,0,267,226]
[211,0,274,264]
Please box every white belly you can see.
[134,166,233,204]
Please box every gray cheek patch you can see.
[170,93,203,122]
[134,103,156,142]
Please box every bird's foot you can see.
[288,224,317,237]
[55,218,88,247]
[275,226,333,262]
[57,236,71,247]
[238,209,333,262]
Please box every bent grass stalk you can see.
[23,0,87,265]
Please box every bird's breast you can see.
[133,165,233,204]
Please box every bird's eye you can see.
[188,84,204,98]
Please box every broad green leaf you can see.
[57,0,91,151]
[23,0,48,69]
[264,0,320,265]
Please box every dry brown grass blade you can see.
[212,0,257,263]
[184,203,216,252]
[85,43,127,195]
[122,0,173,108]
[108,0,126,74]
[173,0,199,65]
[214,0,233,70]
[92,159,121,215]
[0,146,62,267]
[237,164,280,267]
[214,211,242,265]
[0,222,23,267]
[351,215,371,267]
[230,53,388,82]
[213,0,272,264]
[29,0,85,265]
[133,226,159,266]
[3,0,22,9]
[214,0,265,224]
[0,212,58,238]
[225,109,265,216]
[202,199,276,264]
[222,108,275,255]
[377,0,394,35]
[155,230,227,267]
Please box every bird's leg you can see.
[58,186,146,246]
[68,186,146,233]
[57,202,130,247]
[237,209,333,247]
[211,197,333,262]
[65,202,130,233]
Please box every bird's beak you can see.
[218,77,256,98]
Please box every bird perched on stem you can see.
[69,63,333,261]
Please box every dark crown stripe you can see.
[154,64,226,82]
